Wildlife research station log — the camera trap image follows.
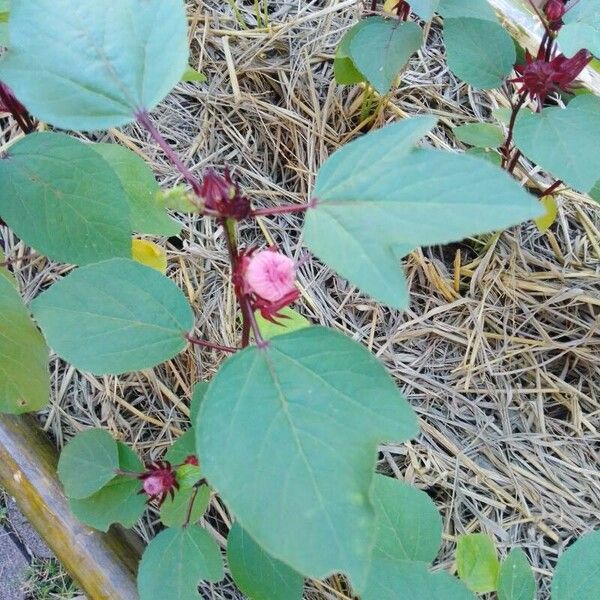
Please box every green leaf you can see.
[190,382,208,425]
[92,143,180,237]
[497,548,535,600]
[0,0,188,131]
[371,474,442,563]
[160,485,210,528]
[552,530,600,600]
[0,133,131,265]
[453,122,504,148]
[514,95,600,193]
[227,523,304,600]
[304,117,542,309]
[158,185,201,213]
[255,307,310,340]
[456,533,500,594]
[176,464,203,489]
[197,326,419,591]
[465,147,502,167]
[138,526,224,599]
[0,249,17,287]
[0,276,49,414]
[364,557,477,600]
[0,0,8,46]
[58,429,119,499]
[437,0,497,21]
[181,66,207,83]
[590,178,600,203]
[558,0,600,58]
[347,17,423,95]
[31,258,194,375]
[410,0,439,20]
[69,442,146,532]
[165,429,198,466]
[492,107,512,125]
[444,18,516,89]
[334,22,367,86]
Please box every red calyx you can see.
[138,461,179,505]
[198,168,251,220]
[184,455,199,466]
[0,82,27,118]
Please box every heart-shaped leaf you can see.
[514,95,600,193]
[304,117,542,309]
[334,22,367,86]
[453,123,505,148]
[558,0,600,58]
[444,17,516,89]
[0,275,49,414]
[0,133,131,265]
[160,485,210,527]
[0,0,188,131]
[437,0,497,21]
[31,258,194,375]
[348,17,423,95]
[69,442,146,532]
[552,529,600,600]
[138,526,224,600]
[92,143,180,237]
[227,523,304,600]
[456,533,500,594]
[58,429,119,499]
[197,326,419,591]
[497,548,536,600]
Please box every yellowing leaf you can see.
[534,196,558,233]
[255,307,311,340]
[383,0,397,14]
[132,239,167,274]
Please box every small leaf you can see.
[138,526,224,599]
[0,133,131,265]
[190,382,209,425]
[132,239,168,274]
[227,523,304,600]
[176,464,203,489]
[514,95,600,193]
[0,276,49,414]
[69,442,146,532]
[160,485,210,527]
[558,0,600,58]
[181,66,207,83]
[437,0,497,21]
[197,326,419,591]
[0,0,189,131]
[165,429,198,466]
[92,143,180,237]
[551,529,600,600]
[453,123,504,148]
[456,533,500,594]
[444,17,516,89]
[158,186,201,213]
[304,117,542,309]
[58,429,119,499]
[31,258,194,375]
[334,22,367,86]
[371,474,442,563]
[255,307,310,340]
[534,196,558,233]
[348,17,423,95]
[497,548,536,600]
[465,147,502,166]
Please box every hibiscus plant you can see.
[0,0,599,599]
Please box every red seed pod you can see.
[544,0,566,23]
[138,461,179,506]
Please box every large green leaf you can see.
[552,530,600,600]
[0,276,49,414]
[444,18,516,89]
[31,258,194,375]
[514,95,600,193]
[346,17,423,95]
[190,382,208,425]
[160,485,210,527]
[165,429,198,466]
[92,143,180,237]
[334,22,367,86]
[304,117,542,309]
[497,548,535,600]
[57,429,119,499]
[371,474,442,563]
[558,0,600,58]
[197,326,418,591]
[0,0,188,131]
[0,133,131,265]
[138,526,224,600]
[364,557,477,600]
[456,533,500,594]
[0,249,17,287]
[411,0,439,20]
[437,0,496,21]
[69,442,146,532]
[453,122,504,148]
[227,522,304,600]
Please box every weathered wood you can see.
[0,414,141,600]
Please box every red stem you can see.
[0,86,34,134]
[185,334,239,354]
[541,179,563,196]
[501,93,527,169]
[183,484,201,528]
[250,200,316,217]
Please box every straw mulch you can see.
[1,2,599,599]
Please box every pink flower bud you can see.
[544,0,565,23]
[244,250,297,303]
[143,474,166,496]
[138,461,178,505]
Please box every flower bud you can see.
[245,249,297,303]
[184,455,199,466]
[198,168,251,220]
[544,0,565,23]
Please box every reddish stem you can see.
[250,200,316,217]
[501,93,527,169]
[0,86,34,134]
[541,179,563,196]
[185,333,239,354]
[183,484,201,528]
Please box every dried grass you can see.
[1,1,599,598]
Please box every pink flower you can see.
[245,250,297,303]
[138,461,179,505]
